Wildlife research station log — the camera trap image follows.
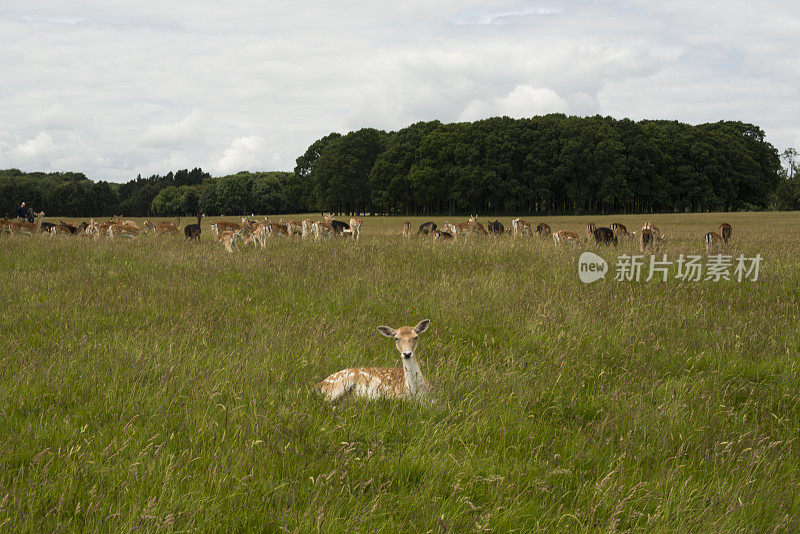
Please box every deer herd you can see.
[1,213,733,254]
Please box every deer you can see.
[316,319,432,402]
[416,221,436,236]
[487,220,504,235]
[511,218,532,238]
[6,211,45,236]
[184,214,203,242]
[610,222,634,240]
[301,219,314,239]
[536,222,551,238]
[642,222,661,239]
[312,221,335,241]
[433,229,455,242]
[217,229,243,253]
[211,220,242,237]
[398,221,412,238]
[147,217,180,236]
[349,217,363,241]
[445,221,471,241]
[705,231,725,252]
[553,230,583,245]
[468,215,488,236]
[108,223,143,240]
[719,223,732,244]
[592,227,618,246]
[284,220,304,237]
[586,222,596,240]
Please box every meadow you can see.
[1,211,800,532]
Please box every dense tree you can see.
[0,116,786,218]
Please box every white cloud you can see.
[459,86,569,121]
[215,136,266,175]
[0,0,797,180]
[13,132,55,159]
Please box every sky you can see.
[0,1,798,182]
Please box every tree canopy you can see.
[0,115,790,218]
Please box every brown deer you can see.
[316,320,431,402]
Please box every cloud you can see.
[215,136,266,175]
[0,0,797,180]
[13,132,55,159]
[459,85,569,121]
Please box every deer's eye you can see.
[413,336,418,341]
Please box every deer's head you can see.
[377,320,430,360]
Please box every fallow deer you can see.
[610,222,634,240]
[433,230,455,242]
[184,214,203,242]
[705,231,725,252]
[349,218,363,241]
[592,227,618,246]
[6,211,45,236]
[720,223,732,244]
[511,218,532,238]
[468,215,488,236]
[217,229,243,253]
[302,219,314,238]
[536,222,551,238]
[285,220,304,237]
[586,222,596,240]
[398,221,411,238]
[316,320,432,402]
[312,221,335,241]
[416,221,436,236]
[487,220,504,235]
[211,220,242,237]
[553,230,583,245]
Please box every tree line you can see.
[1,115,796,218]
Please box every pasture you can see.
[2,211,800,531]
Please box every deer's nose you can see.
[402,352,412,359]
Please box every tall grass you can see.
[1,212,799,531]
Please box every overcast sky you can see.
[1,1,798,182]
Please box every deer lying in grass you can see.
[108,223,142,240]
[553,230,583,245]
[433,229,455,242]
[316,320,432,402]
[146,217,180,236]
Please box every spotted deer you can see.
[553,230,583,245]
[316,320,431,402]
[349,217,363,241]
[6,211,45,236]
[705,231,725,252]
[586,222,596,240]
[468,215,488,236]
[217,229,243,253]
[536,222,551,238]
[398,221,411,238]
[512,218,532,238]
[610,222,634,240]
[312,221,335,241]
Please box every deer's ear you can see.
[377,326,396,338]
[414,320,430,334]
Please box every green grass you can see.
[2,212,800,531]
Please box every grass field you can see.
[2,211,800,532]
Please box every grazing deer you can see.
[349,218,363,241]
[445,221,471,241]
[329,219,350,235]
[592,227,617,246]
[705,231,725,252]
[487,220,504,235]
[316,320,432,402]
[536,222,551,238]
[148,217,180,236]
[312,221,335,241]
[553,230,583,245]
[416,221,436,236]
[6,211,45,236]
[184,214,203,242]
[720,223,732,244]
[108,223,142,240]
[302,219,314,238]
[433,229,455,242]
[285,220,304,237]
[610,222,634,240]
[511,218,532,238]
[398,221,411,238]
[217,229,243,253]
